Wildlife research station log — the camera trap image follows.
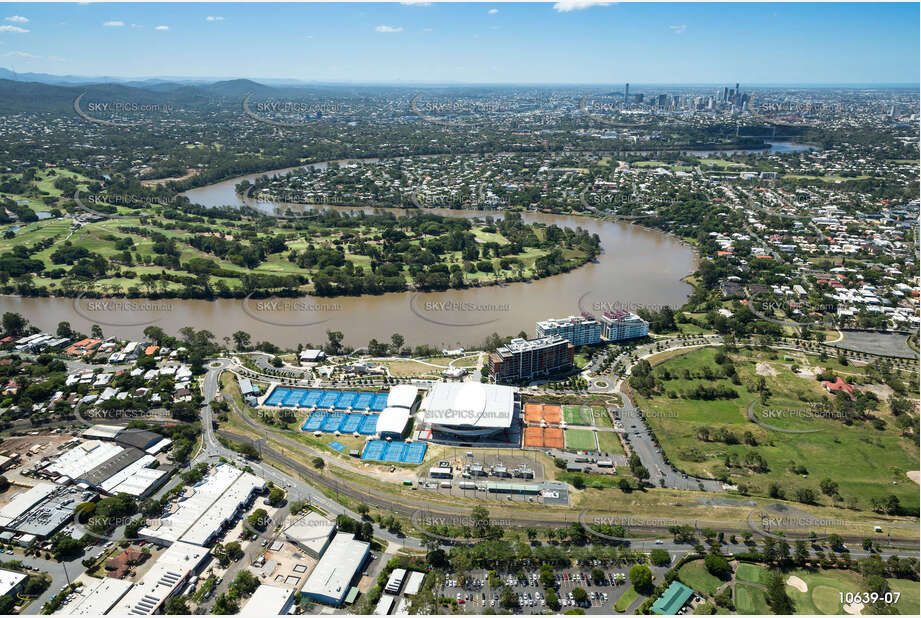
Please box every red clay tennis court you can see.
[523,403,562,425]
[523,426,564,449]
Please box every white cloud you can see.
[375,25,403,33]
[5,16,29,23]
[399,1,431,5]
[103,21,125,27]
[669,24,687,34]
[488,9,499,14]
[155,25,169,31]
[553,1,611,12]
[0,25,28,33]
[4,50,38,58]
[206,16,224,22]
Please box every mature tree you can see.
[629,564,653,592]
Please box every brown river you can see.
[2,161,697,348]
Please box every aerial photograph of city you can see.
[0,0,917,616]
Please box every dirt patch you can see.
[795,365,822,379]
[858,383,894,401]
[756,362,778,377]
[785,575,808,593]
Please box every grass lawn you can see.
[734,562,770,585]
[564,428,597,451]
[596,431,625,456]
[677,559,723,597]
[612,585,641,612]
[591,406,613,427]
[734,583,770,614]
[782,568,864,614]
[563,404,592,425]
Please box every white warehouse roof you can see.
[110,542,208,615]
[56,576,133,615]
[239,584,295,616]
[301,533,370,606]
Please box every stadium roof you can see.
[422,382,515,429]
[377,407,410,436]
[387,385,418,409]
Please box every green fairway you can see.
[782,568,864,614]
[734,583,770,614]
[734,562,769,585]
[563,404,592,425]
[677,559,723,596]
[564,428,597,451]
[635,346,919,510]
[887,578,921,614]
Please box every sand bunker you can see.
[908,471,920,486]
[842,601,864,615]
[786,575,808,593]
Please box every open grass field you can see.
[634,346,920,509]
[734,583,770,615]
[564,428,597,451]
[596,431,625,456]
[562,404,592,425]
[734,562,770,585]
[677,559,724,596]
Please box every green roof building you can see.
[651,581,694,615]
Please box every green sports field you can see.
[564,428,597,451]
[677,559,723,596]
[562,404,592,425]
[734,563,770,585]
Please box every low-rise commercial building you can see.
[239,584,295,616]
[300,532,370,606]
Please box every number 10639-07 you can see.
[840,592,900,605]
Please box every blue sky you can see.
[1,2,918,84]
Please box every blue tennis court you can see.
[358,415,378,435]
[265,387,289,406]
[302,411,327,432]
[283,390,304,407]
[321,413,345,432]
[317,391,340,408]
[300,390,323,407]
[361,440,427,463]
[370,394,389,411]
[335,392,357,409]
[403,442,427,464]
[354,392,373,410]
[329,441,345,452]
[339,413,363,433]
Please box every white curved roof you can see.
[377,407,410,436]
[422,382,514,429]
[387,385,419,409]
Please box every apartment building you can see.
[488,336,574,383]
[535,314,602,346]
[599,310,649,341]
